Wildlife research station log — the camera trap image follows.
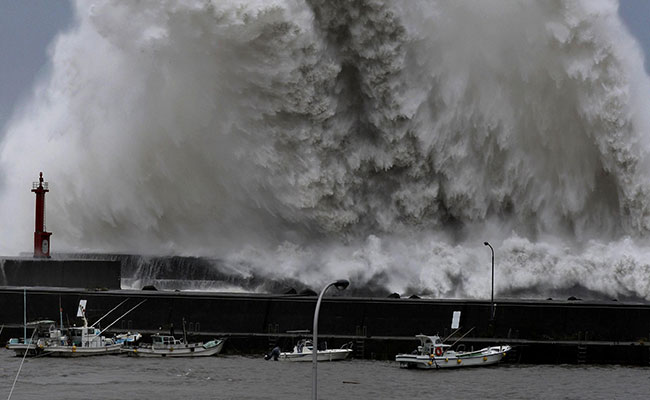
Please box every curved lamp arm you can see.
[484,242,495,320]
[312,279,349,400]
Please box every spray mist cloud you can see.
[1,0,650,298]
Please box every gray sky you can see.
[0,0,648,133]
[619,0,650,71]
[0,0,74,131]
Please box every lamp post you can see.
[483,242,495,320]
[312,279,349,400]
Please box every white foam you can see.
[1,0,650,298]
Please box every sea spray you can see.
[1,0,650,298]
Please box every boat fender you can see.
[457,359,461,364]
[444,358,448,362]
[483,356,487,362]
[427,361,432,366]
[434,347,443,356]
[72,345,76,352]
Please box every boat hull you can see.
[396,346,510,369]
[279,348,352,362]
[123,339,224,357]
[6,343,43,357]
[43,344,122,357]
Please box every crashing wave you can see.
[1,0,650,298]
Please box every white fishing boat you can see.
[6,290,69,357]
[278,339,353,362]
[114,331,143,346]
[5,320,66,357]
[122,333,225,357]
[42,298,146,357]
[395,334,511,369]
[43,325,122,357]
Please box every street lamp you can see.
[312,279,349,400]
[483,242,495,320]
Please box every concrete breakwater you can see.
[1,287,649,365]
[0,258,121,289]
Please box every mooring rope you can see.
[7,328,37,400]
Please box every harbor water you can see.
[1,350,649,399]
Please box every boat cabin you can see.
[151,334,184,348]
[69,327,105,347]
[415,335,450,356]
[294,339,315,353]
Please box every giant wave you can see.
[1,0,650,299]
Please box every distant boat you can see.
[395,334,511,369]
[278,339,353,362]
[122,333,225,357]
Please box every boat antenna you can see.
[90,298,130,328]
[59,296,64,332]
[449,327,475,348]
[81,311,89,328]
[23,289,26,344]
[98,300,147,336]
[442,326,463,343]
[182,317,187,344]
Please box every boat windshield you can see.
[153,335,176,345]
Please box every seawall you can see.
[1,287,649,364]
[0,258,121,289]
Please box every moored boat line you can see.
[276,338,353,362]
[5,320,65,357]
[42,325,123,357]
[122,333,225,357]
[395,334,511,369]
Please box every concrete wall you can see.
[0,259,121,289]
[1,288,649,342]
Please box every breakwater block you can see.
[0,258,120,289]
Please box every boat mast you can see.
[182,317,187,344]
[90,298,129,328]
[98,300,147,336]
[23,289,26,342]
[59,296,63,332]
[449,327,475,348]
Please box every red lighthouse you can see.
[32,172,52,258]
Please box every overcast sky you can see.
[0,0,648,132]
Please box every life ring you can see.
[434,347,443,357]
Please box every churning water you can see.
[1,351,649,400]
[1,1,650,299]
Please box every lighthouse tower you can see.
[32,172,52,258]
